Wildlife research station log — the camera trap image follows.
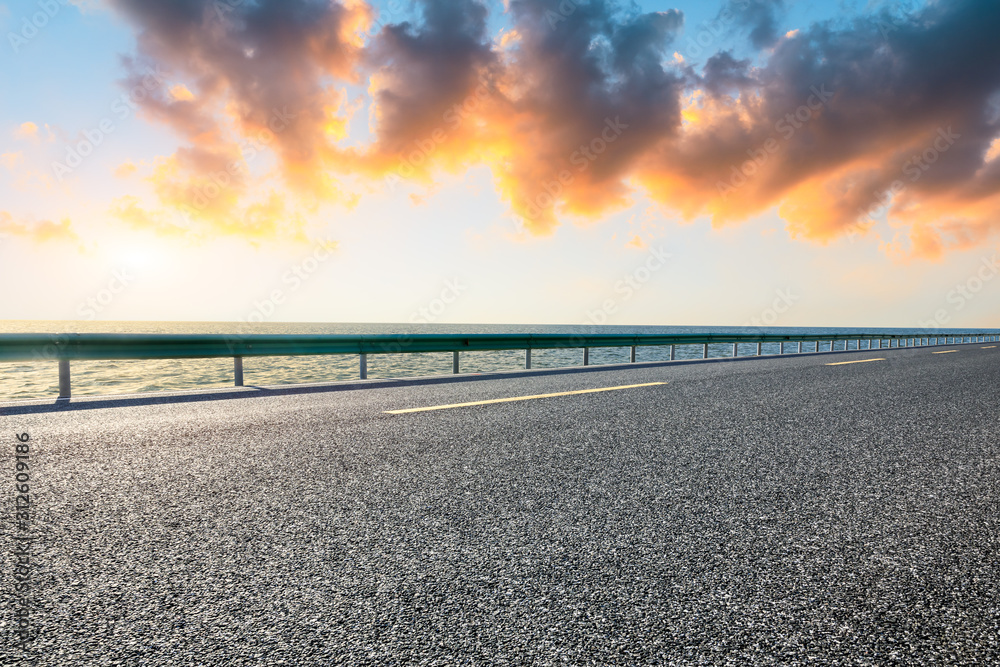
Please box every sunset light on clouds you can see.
[3,0,1000,327]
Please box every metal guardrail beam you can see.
[1,332,995,399]
[0,332,992,362]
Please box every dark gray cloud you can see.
[720,0,788,49]
[492,1,685,227]
[366,0,497,155]
[641,0,1000,253]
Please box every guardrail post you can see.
[670,345,676,361]
[702,343,709,359]
[234,356,244,387]
[583,348,589,366]
[360,354,368,380]
[58,359,71,399]
[733,343,738,357]
[630,346,637,363]
[756,342,762,356]
[453,351,460,374]
[525,349,531,370]
[798,341,802,353]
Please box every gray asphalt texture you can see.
[2,343,1000,665]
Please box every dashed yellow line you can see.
[933,350,958,354]
[983,346,996,349]
[826,358,885,366]
[385,382,667,414]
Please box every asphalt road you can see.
[2,343,1000,665]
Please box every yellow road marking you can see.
[826,358,885,366]
[983,346,996,349]
[933,350,958,354]
[385,382,667,414]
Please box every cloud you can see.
[720,0,787,49]
[114,160,138,178]
[0,151,23,170]
[625,234,648,249]
[97,0,1000,259]
[109,190,315,243]
[13,122,38,140]
[361,0,498,176]
[107,0,373,197]
[0,212,80,244]
[109,195,191,238]
[477,1,685,232]
[638,0,1000,257]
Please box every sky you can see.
[2,0,999,328]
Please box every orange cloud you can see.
[0,152,23,170]
[14,122,38,139]
[114,161,139,178]
[110,196,191,238]
[0,212,80,244]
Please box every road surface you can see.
[2,344,999,665]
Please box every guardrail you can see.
[1,331,995,399]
